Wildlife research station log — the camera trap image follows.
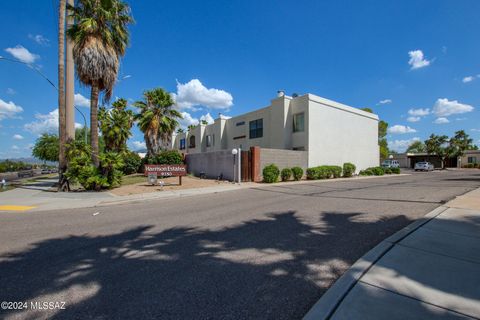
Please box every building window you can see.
[468,157,477,164]
[249,119,263,139]
[236,121,245,126]
[293,113,305,132]
[206,135,214,147]
[189,135,196,148]
[179,138,186,150]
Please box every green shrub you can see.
[391,167,401,174]
[263,164,280,183]
[291,167,303,181]
[122,151,142,174]
[306,165,342,179]
[281,168,292,181]
[384,167,393,174]
[328,165,343,178]
[145,150,184,165]
[64,142,124,190]
[371,166,385,176]
[359,169,373,176]
[343,163,356,177]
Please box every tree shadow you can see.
[0,211,412,320]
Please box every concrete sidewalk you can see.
[304,187,480,320]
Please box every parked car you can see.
[381,160,400,168]
[41,168,51,174]
[414,162,434,171]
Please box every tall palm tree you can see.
[98,98,134,152]
[134,88,183,156]
[67,0,133,166]
[58,0,67,183]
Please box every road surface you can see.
[1,170,479,319]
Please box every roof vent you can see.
[277,90,285,97]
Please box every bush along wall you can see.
[263,164,280,183]
[291,167,304,181]
[306,165,343,180]
[359,166,400,176]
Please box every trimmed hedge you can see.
[359,166,400,176]
[263,164,280,183]
[306,165,342,180]
[291,167,304,181]
[281,168,292,181]
[343,162,356,177]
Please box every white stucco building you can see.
[171,92,379,171]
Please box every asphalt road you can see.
[1,170,479,320]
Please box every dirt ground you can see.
[111,175,229,196]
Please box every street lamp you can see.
[231,148,241,184]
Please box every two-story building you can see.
[171,91,379,171]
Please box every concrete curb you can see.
[303,205,449,320]
[97,174,410,208]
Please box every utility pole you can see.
[65,0,75,142]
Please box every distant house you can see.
[391,150,480,169]
[170,92,379,171]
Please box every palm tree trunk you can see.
[90,82,100,167]
[58,0,67,188]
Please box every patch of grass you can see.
[0,185,15,192]
[121,174,147,186]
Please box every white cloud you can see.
[389,137,421,152]
[172,79,233,110]
[24,108,81,134]
[471,129,480,132]
[13,134,23,140]
[432,98,474,117]
[199,113,214,124]
[377,99,392,105]
[434,117,450,124]
[388,125,417,134]
[74,93,90,107]
[4,45,39,64]
[0,98,23,120]
[28,34,50,46]
[178,111,199,128]
[6,88,16,95]
[408,108,430,116]
[462,76,475,83]
[407,116,421,123]
[408,50,431,70]
[11,145,19,150]
[131,140,146,150]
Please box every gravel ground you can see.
[0,169,479,320]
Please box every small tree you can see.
[99,98,134,153]
[32,134,60,163]
[406,140,426,153]
[425,134,452,169]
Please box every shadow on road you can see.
[0,211,414,319]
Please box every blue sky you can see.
[1,0,480,158]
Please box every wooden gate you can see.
[240,150,252,182]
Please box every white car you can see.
[414,162,434,171]
[381,160,400,168]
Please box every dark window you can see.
[189,135,196,148]
[468,157,477,164]
[206,135,213,147]
[249,119,263,139]
[236,121,245,126]
[293,113,305,132]
[179,138,185,150]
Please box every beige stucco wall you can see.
[307,95,379,171]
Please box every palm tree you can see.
[134,88,183,156]
[98,98,134,152]
[67,0,133,166]
[58,0,67,183]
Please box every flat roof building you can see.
[170,92,380,171]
